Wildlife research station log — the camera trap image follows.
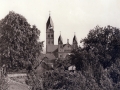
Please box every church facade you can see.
[46,14,78,59]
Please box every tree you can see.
[39,70,87,90]
[70,47,90,71]
[69,25,120,89]
[0,78,8,90]
[54,58,71,70]
[0,11,43,71]
[81,25,120,69]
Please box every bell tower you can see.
[46,13,54,53]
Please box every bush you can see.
[0,78,8,90]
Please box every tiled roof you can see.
[39,53,45,60]
[53,48,58,58]
[47,45,58,53]
[44,53,56,60]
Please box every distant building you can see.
[45,14,78,59]
[68,65,76,71]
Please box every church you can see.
[44,14,78,60]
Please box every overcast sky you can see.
[0,0,120,52]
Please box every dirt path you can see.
[7,77,30,90]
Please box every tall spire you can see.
[73,32,78,44]
[46,11,54,30]
[58,32,63,44]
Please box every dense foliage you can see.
[53,58,71,70]
[70,25,120,90]
[0,11,43,71]
[0,78,8,90]
[82,25,120,68]
[29,25,120,90]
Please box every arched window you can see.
[52,41,54,44]
[51,34,53,38]
[48,41,50,44]
[48,35,50,38]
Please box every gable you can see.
[35,62,53,76]
[63,44,72,52]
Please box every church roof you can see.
[47,45,58,53]
[46,15,54,29]
[52,48,58,58]
[63,44,66,47]
[36,53,55,65]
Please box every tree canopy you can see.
[27,25,120,90]
[69,25,120,89]
[0,11,43,71]
[71,25,120,70]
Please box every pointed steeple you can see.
[73,32,78,44]
[67,39,69,44]
[58,31,63,44]
[46,13,54,30]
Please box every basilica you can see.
[45,14,78,60]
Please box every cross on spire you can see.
[49,11,51,16]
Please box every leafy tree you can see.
[32,25,120,90]
[0,78,8,90]
[81,25,120,68]
[71,25,120,70]
[54,58,71,70]
[39,70,87,90]
[0,11,43,71]
[69,25,120,90]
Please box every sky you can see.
[0,0,120,52]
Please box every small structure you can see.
[68,65,76,72]
[39,53,56,68]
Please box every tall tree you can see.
[0,11,43,71]
[81,25,120,68]
[69,25,120,89]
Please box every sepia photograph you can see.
[0,0,120,90]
